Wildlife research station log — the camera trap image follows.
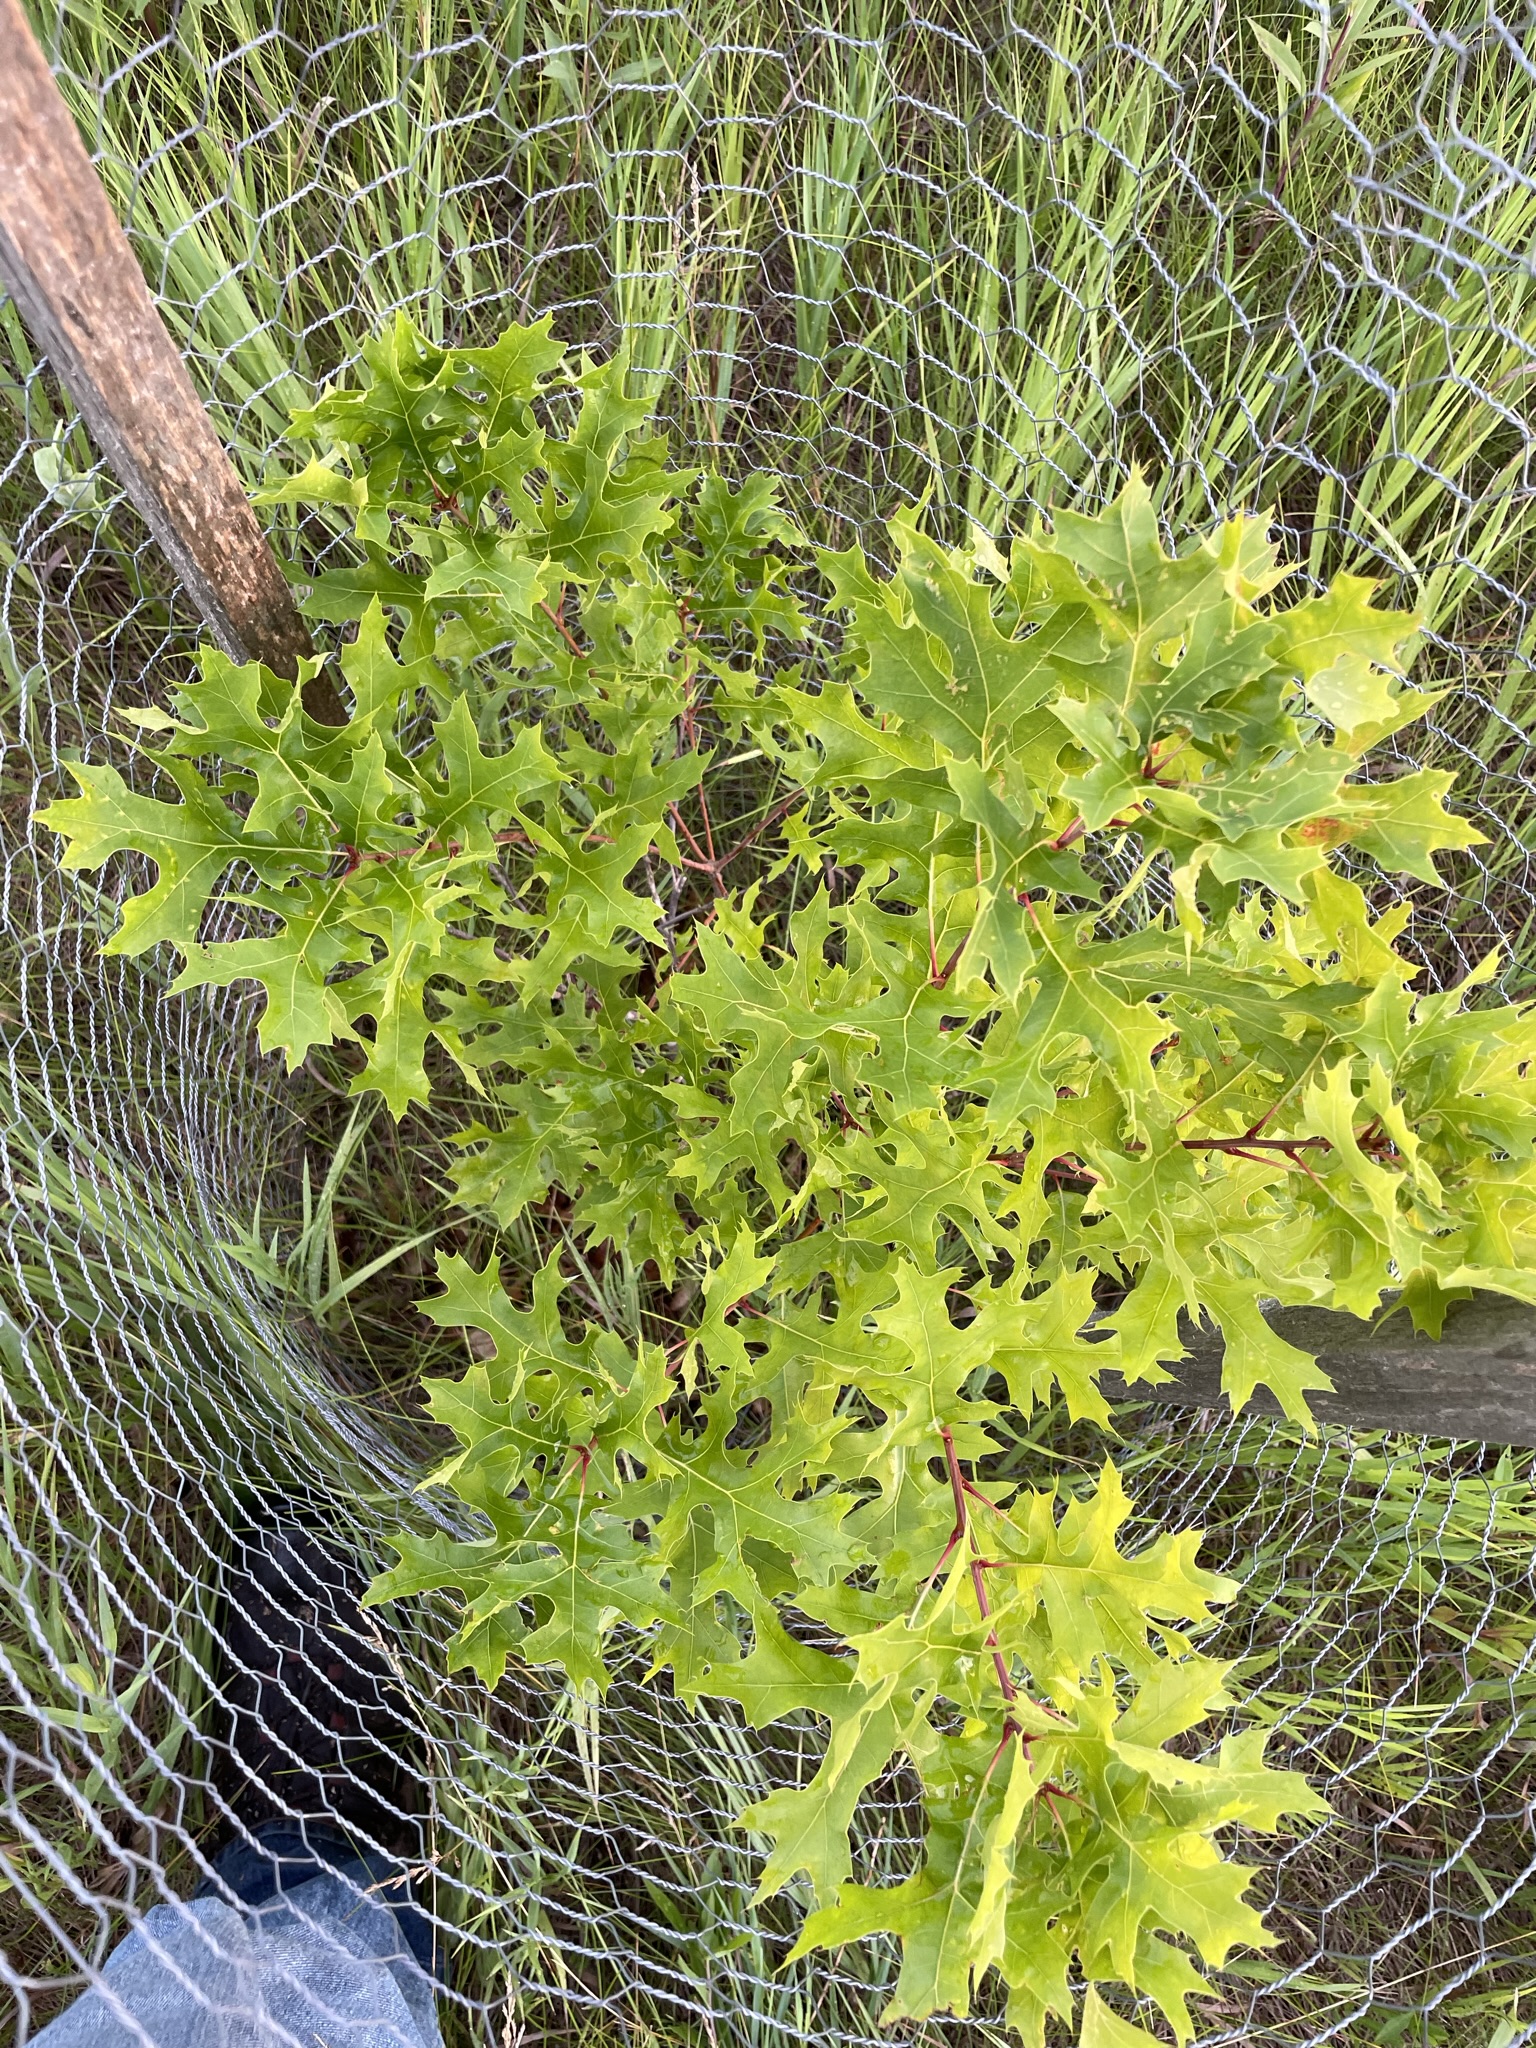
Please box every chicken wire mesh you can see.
[2,0,1536,2042]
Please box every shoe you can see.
[212,1514,425,1862]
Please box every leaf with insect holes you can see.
[46,315,1536,2048]
[284,310,563,521]
[285,314,471,509]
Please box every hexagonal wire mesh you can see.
[2,0,1536,2042]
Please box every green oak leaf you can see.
[830,513,1095,764]
[171,882,361,1067]
[421,531,548,617]
[672,471,809,645]
[1335,767,1485,883]
[1080,1987,1160,2047]
[38,754,268,955]
[524,354,693,579]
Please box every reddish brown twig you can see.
[539,598,589,664]
[715,788,805,870]
[940,1426,1018,1710]
[668,801,715,871]
[1142,734,1191,782]
[1182,1135,1330,1155]
[697,787,718,869]
[829,1092,867,1134]
[1047,807,1143,853]
[931,933,970,990]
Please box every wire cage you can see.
[3,1,1536,2042]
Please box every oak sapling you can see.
[41,314,1536,2044]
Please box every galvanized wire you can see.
[3,3,1536,2043]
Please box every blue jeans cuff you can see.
[195,1818,442,1984]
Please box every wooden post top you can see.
[0,0,343,719]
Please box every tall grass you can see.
[18,0,1535,583]
[10,0,1535,969]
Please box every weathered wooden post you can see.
[0,0,344,720]
[1102,1293,1536,1445]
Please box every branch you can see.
[539,597,589,663]
[940,1426,1018,1710]
[1182,1135,1330,1155]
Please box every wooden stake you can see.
[0,0,344,720]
